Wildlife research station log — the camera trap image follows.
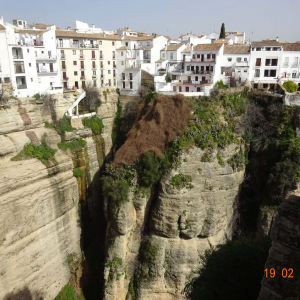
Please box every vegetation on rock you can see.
[112,97,126,150]
[73,168,84,179]
[58,139,87,151]
[82,115,104,135]
[54,284,84,300]
[11,139,56,163]
[45,115,75,136]
[170,173,193,189]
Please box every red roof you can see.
[198,35,205,39]
[179,34,185,38]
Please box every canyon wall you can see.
[0,89,118,300]
[103,144,245,300]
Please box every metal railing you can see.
[13,55,24,59]
[38,69,58,73]
[71,44,99,48]
[14,66,25,73]
[17,84,27,89]
[36,55,57,60]
[189,58,216,63]
[80,76,85,80]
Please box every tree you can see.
[219,23,226,39]
[283,80,299,93]
[82,81,101,111]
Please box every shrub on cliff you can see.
[184,236,271,300]
[45,115,75,136]
[82,115,104,135]
[11,139,56,163]
[54,284,84,300]
[283,80,299,93]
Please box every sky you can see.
[2,0,300,42]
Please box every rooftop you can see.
[55,30,122,40]
[0,24,5,31]
[281,43,300,51]
[160,44,184,51]
[193,43,223,51]
[252,40,282,47]
[224,45,251,54]
[117,46,129,50]
[14,29,48,36]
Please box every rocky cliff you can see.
[0,88,118,300]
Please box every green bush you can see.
[58,139,86,151]
[82,115,104,135]
[106,257,123,282]
[73,168,84,178]
[184,236,271,300]
[137,152,169,188]
[33,93,41,100]
[170,173,193,189]
[102,176,130,211]
[215,80,228,90]
[54,284,84,300]
[144,91,157,103]
[45,115,75,136]
[112,97,126,150]
[227,150,245,171]
[11,139,56,163]
[165,74,171,83]
[139,240,158,263]
[217,153,225,167]
[283,80,299,93]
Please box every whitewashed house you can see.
[116,35,168,95]
[220,45,251,86]
[0,17,62,97]
[249,40,283,91]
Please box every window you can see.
[92,51,95,58]
[74,71,78,75]
[147,42,150,46]
[172,75,176,80]
[123,81,125,88]
[113,51,115,58]
[263,84,268,88]
[254,83,258,89]
[129,73,133,80]
[73,50,76,55]
[29,63,31,67]
[43,63,45,66]
[112,42,115,46]
[122,73,125,80]
[292,72,297,78]
[125,42,128,46]
[256,47,262,51]
[187,66,190,71]
[256,58,261,66]
[93,70,96,76]
[212,54,216,60]
[207,54,211,59]
[173,86,177,92]
[114,79,116,86]
[121,52,124,56]
[254,69,260,77]
[179,86,182,92]
[73,61,77,65]
[130,82,133,89]
[93,80,97,87]
[99,41,102,45]
[41,51,44,54]
[244,58,247,61]
[293,57,299,67]
[236,57,242,62]
[108,70,111,74]
[38,78,41,83]
[121,61,124,65]
[170,53,173,60]
[31,78,33,82]
[27,49,29,53]
[264,69,277,77]
[227,57,232,62]
[197,54,200,59]
[244,69,247,73]
[108,61,110,65]
[73,40,79,47]
[92,61,96,68]
[59,39,63,47]
[162,53,165,59]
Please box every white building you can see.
[0,17,62,97]
[116,35,168,95]
[220,45,251,86]
[55,29,121,90]
[226,32,246,44]
[71,20,102,33]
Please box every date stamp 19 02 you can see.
[264,268,294,278]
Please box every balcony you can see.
[71,44,99,48]
[125,59,149,69]
[17,84,27,89]
[80,76,85,80]
[182,80,212,85]
[189,58,216,63]
[79,55,85,60]
[191,70,213,75]
[36,55,57,61]
[291,63,298,68]
[235,61,249,67]
[62,77,69,81]
[99,55,104,60]
[37,68,58,74]
[112,56,116,60]
[61,66,67,71]
[14,65,25,74]
[92,74,97,78]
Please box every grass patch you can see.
[11,139,56,163]
[73,168,84,179]
[54,284,84,300]
[45,115,75,136]
[58,139,86,151]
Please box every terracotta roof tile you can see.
[55,30,122,40]
[281,43,300,51]
[156,59,166,63]
[193,43,223,51]
[213,39,229,44]
[252,40,282,47]
[123,35,155,41]
[224,45,250,54]
[117,46,129,50]
[15,29,48,36]
[160,44,184,51]
[182,46,191,53]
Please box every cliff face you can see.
[0,89,118,299]
[103,145,244,300]
[258,188,300,300]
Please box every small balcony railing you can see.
[36,55,57,60]
[92,65,97,70]
[291,63,298,68]
[62,77,69,81]
[92,74,97,78]
[101,74,105,78]
[61,54,66,59]
[61,66,67,71]
[113,64,116,69]
[80,66,85,70]
[189,58,216,63]
[38,69,58,73]
[191,70,213,75]
[80,76,85,80]
[13,55,24,59]
[99,54,104,59]
[79,55,85,60]
[14,66,25,73]
[17,84,27,89]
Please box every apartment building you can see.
[56,30,121,89]
[0,18,62,97]
[220,45,251,85]
[116,35,168,95]
[170,43,224,95]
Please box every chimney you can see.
[276,36,279,42]
[92,24,95,28]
